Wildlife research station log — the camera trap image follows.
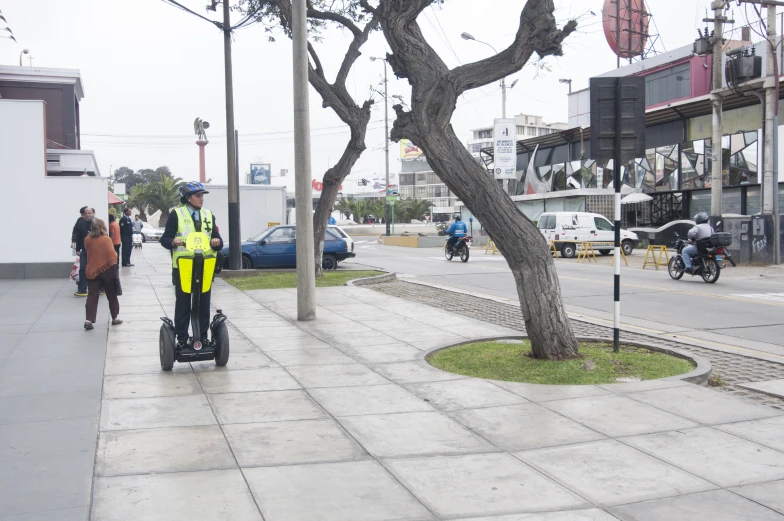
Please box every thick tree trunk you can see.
[377,0,579,359]
[313,175,342,277]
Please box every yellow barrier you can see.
[380,235,419,248]
[548,240,559,258]
[576,242,597,263]
[642,244,670,270]
[485,238,499,255]
[611,247,629,266]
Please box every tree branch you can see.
[450,0,577,95]
[334,12,379,86]
[306,2,362,36]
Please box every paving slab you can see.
[714,415,784,451]
[738,378,784,399]
[208,389,327,424]
[267,347,357,367]
[96,425,236,476]
[449,403,607,451]
[627,384,783,425]
[517,439,716,507]
[609,489,784,521]
[102,372,201,399]
[224,419,367,467]
[104,355,192,376]
[252,336,336,351]
[542,394,698,437]
[0,454,94,517]
[405,379,528,411]
[91,469,263,521]
[456,510,620,521]
[340,411,496,458]
[244,460,432,521]
[0,506,89,521]
[190,351,276,372]
[621,427,784,487]
[308,384,434,417]
[384,452,588,518]
[489,381,612,402]
[99,395,216,431]
[0,391,100,425]
[730,479,784,515]
[370,361,468,384]
[0,370,103,398]
[197,367,301,394]
[0,418,97,462]
[286,363,389,388]
[341,343,427,363]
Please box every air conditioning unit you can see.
[279,169,288,176]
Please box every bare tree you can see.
[245,0,378,276]
[365,0,579,359]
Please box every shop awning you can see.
[108,191,123,205]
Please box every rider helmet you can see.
[453,213,461,221]
[694,212,709,224]
[179,181,209,204]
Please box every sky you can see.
[0,0,737,194]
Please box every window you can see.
[516,126,524,135]
[477,130,492,139]
[416,173,426,182]
[265,227,295,243]
[538,215,555,229]
[469,144,483,153]
[527,127,536,136]
[645,62,691,106]
[594,217,613,231]
[538,128,549,136]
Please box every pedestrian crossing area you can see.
[731,293,784,303]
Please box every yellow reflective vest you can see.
[171,206,216,268]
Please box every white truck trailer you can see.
[203,184,287,240]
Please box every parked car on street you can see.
[220,225,355,270]
[537,212,640,258]
[139,222,164,242]
[328,225,354,255]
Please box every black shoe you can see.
[176,338,188,349]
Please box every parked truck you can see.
[204,184,287,239]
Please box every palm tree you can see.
[400,198,435,222]
[334,198,353,222]
[368,200,386,222]
[127,184,153,221]
[146,176,183,228]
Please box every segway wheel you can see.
[159,324,176,371]
[214,321,230,367]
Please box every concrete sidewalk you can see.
[4,243,784,520]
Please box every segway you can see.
[159,231,229,371]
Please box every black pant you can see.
[77,250,88,293]
[86,266,119,323]
[114,245,121,267]
[446,236,461,252]
[121,235,133,265]
[173,268,211,342]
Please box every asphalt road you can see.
[343,238,784,360]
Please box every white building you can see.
[0,67,108,278]
[466,113,568,157]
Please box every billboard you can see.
[399,139,424,160]
[250,163,271,185]
[493,118,517,180]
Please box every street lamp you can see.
[370,55,391,237]
[559,78,572,94]
[19,48,28,66]
[461,32,509,117]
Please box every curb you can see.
[346,272,397,286]
[420,334,712,387]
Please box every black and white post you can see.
[612,79,622,353]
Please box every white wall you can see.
[203,184,287,240]
[0,100,108,264]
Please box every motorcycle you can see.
[445,235,472,262]
[713,221,737,267]
[668,232,732,284]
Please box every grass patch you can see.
[427,340,694,385]
[708,374,726,387]
[226,270,386,291]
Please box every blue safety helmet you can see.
[179,181,209,203]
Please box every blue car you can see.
[220,225,355,270]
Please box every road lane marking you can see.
[731,293,784,303]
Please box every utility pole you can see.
[501,77,507,118]
[292,0,316,320]
[708,0,727,218]
[382,60,391,237]
[764,2,782,264]
[222,0,241,270]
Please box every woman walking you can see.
[108,214,121,266]
[83,218,122,330]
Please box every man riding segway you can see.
[159,181,229,370]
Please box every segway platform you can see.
[159,231,229,371]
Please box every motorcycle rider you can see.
[445,213,468,254]
[683,211,713,274]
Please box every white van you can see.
[537,212,639,258]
